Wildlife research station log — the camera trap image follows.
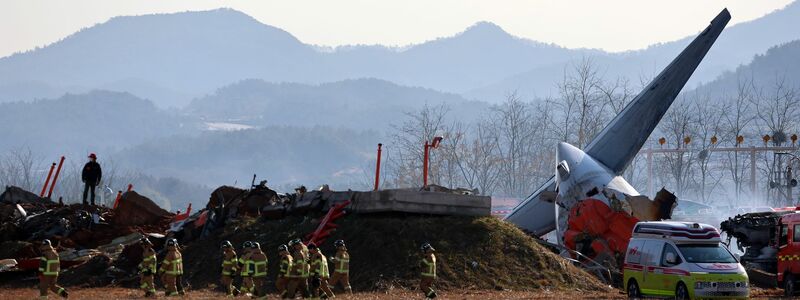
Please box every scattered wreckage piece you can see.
[0,186,173,283]
[113,191,174,226]
[0,185,53,205]
[0,259,17,272]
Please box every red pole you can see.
[47,156,65,198]
[374,143,382,191]
[40,162,56,197]
[423,141,429,187]
[113,191,122,209]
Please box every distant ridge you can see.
[1,3,799,106]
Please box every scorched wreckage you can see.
[506,7,731,278]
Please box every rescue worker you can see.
[38,239,68,299]
[329,239,351,294]
[138,237,157,298]
[81,153,102,206]
[286,239,310,298]
[308,243,333,299]
[276,244,293,298]
[220,240,239,297]
[175,241,186,296]
[419,243,437,299]
[249,242,269,299]
[238,241,254,297]
[159,239,183,297]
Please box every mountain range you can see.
[1,3,799,107]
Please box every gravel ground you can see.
[0,286,788,299]
[0,287,625,299]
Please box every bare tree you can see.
[0,148,42,192]
[386,103,450,188]
[554,57,608,148]
[598,76,635,114]
[753,74,800,206]
[691,93,726,203]
[658,99,696,196]
[722,76,756,206]
[491,92,538,197]
[754,74,800,146]
[436,121,468,189]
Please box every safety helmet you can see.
[334,240,345,248]
[420,242,435,252]
[289,238,302,246]
[250,242,261,249]
[307,242,317,250]
[140,237,153,245]
[221,240,232,249]
[166,238,178,247]
[243,241,252,249]
[88,153,97,159]
[41,239,52,247]
[277,244,289,252]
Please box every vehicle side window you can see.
[794,225,800,243]
[625,240,643,264]
[661,244,681,267]
[642,240,663,266]
[780,224,789,247]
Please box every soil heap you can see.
[180,214,608,293]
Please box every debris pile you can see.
[0,185,52,205]
[0,186,173,287]
[1,183,605,295]
[112,191,173,227]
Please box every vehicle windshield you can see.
[677,244,737,263]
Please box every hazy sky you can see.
[1,0,795,58]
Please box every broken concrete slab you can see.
[350,189,491,216]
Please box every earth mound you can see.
[180,215,608,293]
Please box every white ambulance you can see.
[623,221,748,299]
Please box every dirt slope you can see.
[180,214,608,293]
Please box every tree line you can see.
[379,58,800,208]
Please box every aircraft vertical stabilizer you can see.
[505,9,731,236]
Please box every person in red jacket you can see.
[81,153,102,206]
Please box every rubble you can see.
[59,255,115,287]
[207,185,282,218]
[0,183,602,295]
[112,191,173,226]
[0,259,16,272]
[0,241,35,260]
[0,186,173,288]
[0,185,52,205]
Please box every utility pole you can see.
[374,143,382,191]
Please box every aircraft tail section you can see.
[505,9,730,235]
[585,9,730,174]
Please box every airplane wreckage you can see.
[505,9,731,275]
